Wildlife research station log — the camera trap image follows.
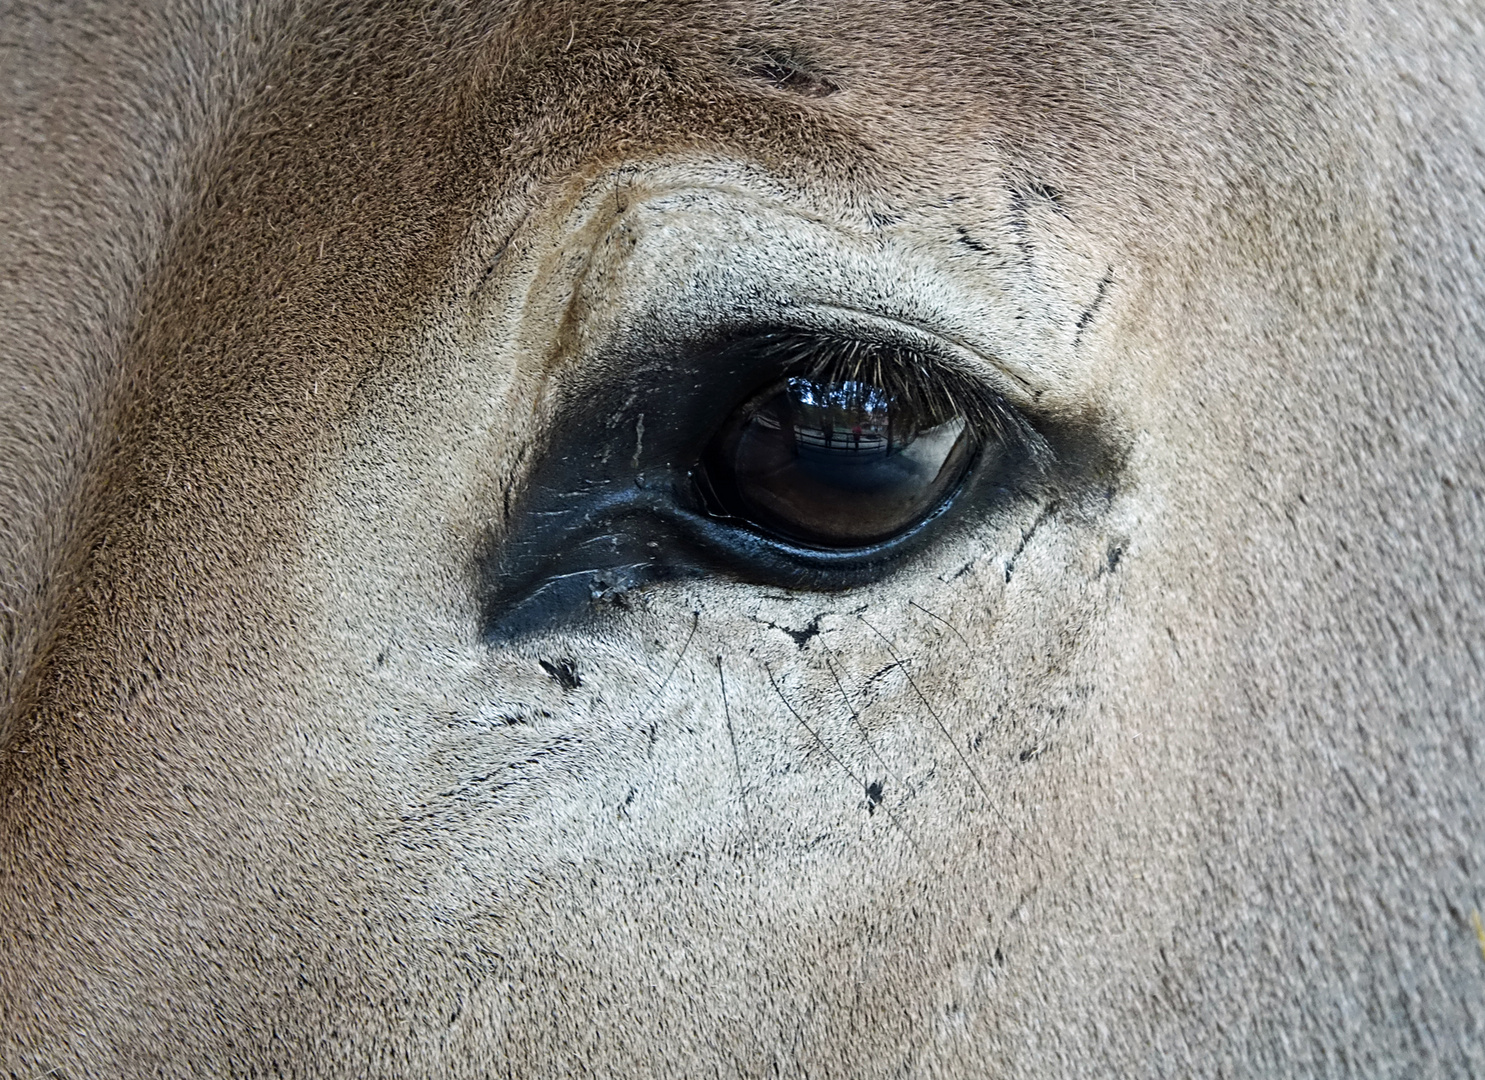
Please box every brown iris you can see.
[699,375,975,548]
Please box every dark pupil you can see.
[705,376,973,547]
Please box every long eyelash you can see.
[752,330,1050,463]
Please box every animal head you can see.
[2,2,1481,1075]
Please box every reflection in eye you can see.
[700,372,977,548]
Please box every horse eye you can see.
[698,374,976,548]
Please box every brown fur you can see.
[2,1,1482,1076]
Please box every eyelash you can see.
[704,328,1049,467]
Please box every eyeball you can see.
[698,374,976,548]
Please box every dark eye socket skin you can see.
[481,326,1056,639]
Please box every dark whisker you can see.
[640,610,698,752]
[815,637,907,800]
[716,655,756,860]
[765,663,929,866]
[909,599,970,649]
[857,614,1036,861]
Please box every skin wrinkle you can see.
[1,1,1483,1077]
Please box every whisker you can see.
[765,663,929,867]
[857,614,1036,861]
[639,610,698,752]
[716,655,756,860]
[659,610,700,694]
[909,599,971,649]
[815,636,908,800]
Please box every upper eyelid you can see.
[487,172,1049,397]
[754,321,1047,441]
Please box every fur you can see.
[1,1,1482,1076]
